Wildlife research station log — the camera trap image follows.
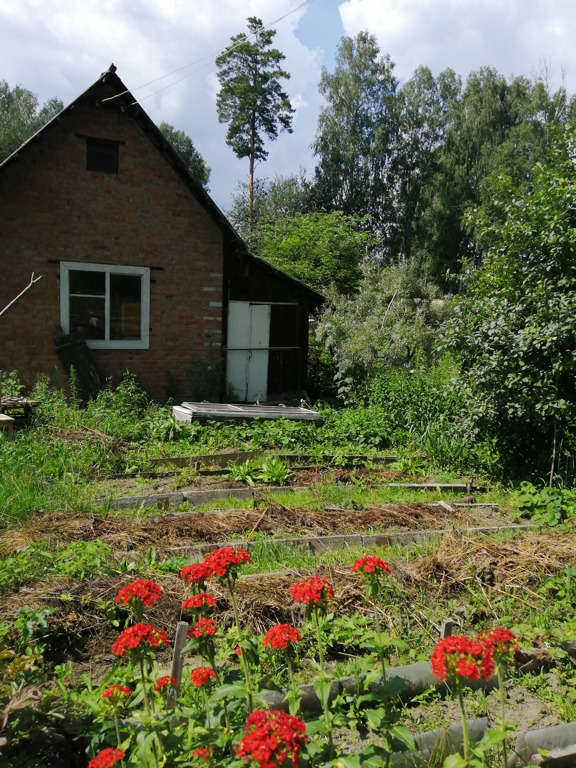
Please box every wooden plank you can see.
[174,401,323,425]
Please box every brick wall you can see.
[0,82,224,399]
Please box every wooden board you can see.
[173,402,323,426]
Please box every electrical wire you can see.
[101,0,314,106]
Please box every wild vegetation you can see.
[3,21,576,768]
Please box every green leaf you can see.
[442,752,468,768]
[389,725,416,752]
[314,677,333,709]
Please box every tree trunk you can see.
[248,111,256,236]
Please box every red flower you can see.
[478,628,519,667]
[87,747,125,768]
[154,675,177,692]
[235,645,242,656]
[188,618,217,638]
[263,624,302,651]
[351,556,392,576]
[190,666,217,688]
[290,575,334,605]
[180,562,211,585]
[193,747,213,760]
[430,635,494,682]
[236,709,307,768]
[204,546,252,578]
[114,579,163,608]
[102,684,130,700]
[182,593,217,611]
[112,623,170,657]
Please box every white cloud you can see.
[338,0,576,91]
[0,0,324,210]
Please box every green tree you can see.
[445,127,576,480]
[159,122,211,187]
[316,258,445,400]
[391,66,461,261]
[227,172,311,240]
[0,81,63,162]
[252,211,377,295]
[312,31,398,243]
[216,16,294,232]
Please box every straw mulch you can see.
[2,530,576,664]
[405,530,576,595]
[0,503,471,557]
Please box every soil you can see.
[91,466,459,498]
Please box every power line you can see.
[101,0,313,106]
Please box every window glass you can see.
[69,295,106,340]
[86,140,119,174]
[69,270,105,296]
[110,274,142,340]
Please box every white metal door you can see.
[226,302,270,401]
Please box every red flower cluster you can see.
[102,684,130,700]
[182,593,217,611]
[478,628,519,666]
[190,666,217,688]
[289,575,334,605]
[351,556,392,576]
[180,562,211,585]
[193,747,213,760]
[431,635,494,682]
[154,675,177,692]
[112,623,170,657]
[188,618,217,638]
[204,546,252,578]
[263,624,302,651]
[114,579,163,608]
[236,709,307,768]
[87,748,126,768]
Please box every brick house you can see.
[0,65,322,402]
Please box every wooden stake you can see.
[167,620,189,711]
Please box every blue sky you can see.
[1,0,575,212]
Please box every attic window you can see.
[86,138,119,174]
[60,262,150,349]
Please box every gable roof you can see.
[0,64,323,305]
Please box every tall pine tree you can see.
[216,17,294,233]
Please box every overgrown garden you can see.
[3,22,576,768]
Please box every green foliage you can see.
[1,370,25,397]
[227,173,311,242]
[158,122,211,187]
[316,258,446,400]
[257,457,292,486]
[216,16,294,227]
[445,126,576,478]
[0,80,63,162]
[516,481,576,526]
[312,31,397,232]
[251,211,377,295]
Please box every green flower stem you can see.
[202,687,211,729]
[373,601,389,716]
[497,663,508,768]
[314,605,334,759]
[139,657,160,768]
[226,573,253,711]
[139,658,152,718]
[113,711,122,749]
[205,644,231,735]
[457,683,470,766]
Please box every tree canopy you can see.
[159,122,211,188]
[444,126,576,479]
[216,16,294,231]
[0,81,63,162]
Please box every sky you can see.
[1,0,575,213]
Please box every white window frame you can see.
[60,261,150,350]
